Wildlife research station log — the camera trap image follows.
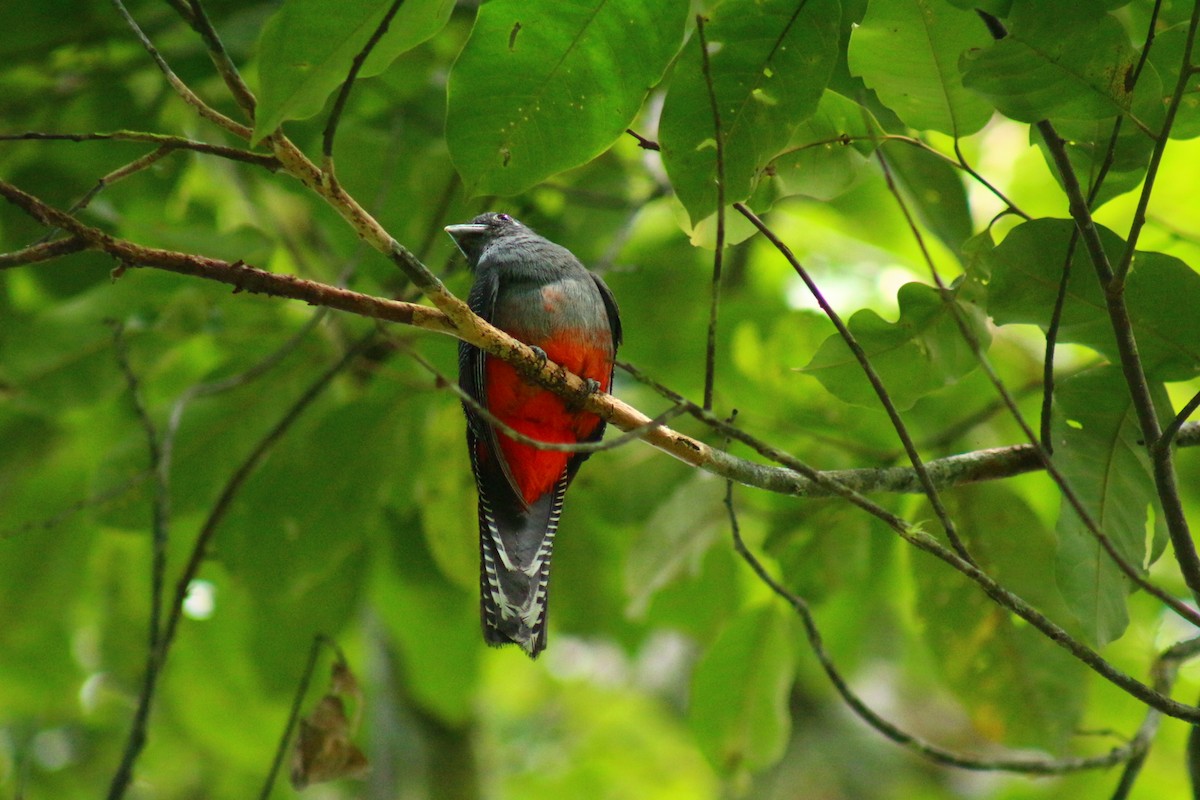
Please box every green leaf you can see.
[985,218,1200,380]
[1147,22,1200,140]
[689,604,795,774]
[1029,112,1156,210]
[847,0,994,136]
[753,90,880,205]
[625,472,728,618]
[913,484,1087,750]
[660,0,840,224]
[373,509,481,724]
[882,139,974,253]
[1051,367,1161,646]
[254,0,455,143]
[802,281,991,409]
[960,2,1147,124]
[446,0,688,196]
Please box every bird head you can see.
[444,212,525,265]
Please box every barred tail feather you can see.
[474,446,569,658]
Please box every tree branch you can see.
[0,131,277,169]
[109,0,252,139]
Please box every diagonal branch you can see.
[110,0,251,139]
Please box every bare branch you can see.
[0,131,277,169]
[109,0,252,139]
[170,0,259,118]
[0,236,87,268]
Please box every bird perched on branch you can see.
[446,212,622,657]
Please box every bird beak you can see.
[443,223,488,241]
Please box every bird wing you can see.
[589,270,623,350]
[459,267,525,504]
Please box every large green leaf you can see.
[1051,367,1163,646]
[1147,21,1200,140]
[882,139,974,254]
[660,0,840,225]
[752,90,880,206]
[802,281,991,409]
[984,218,1200,380]
[960,2,1150,125]
[372,509,481,725]
[446,0,688,196]
[625,471,728,618]
[847,0,994,136]
[689,604,795,774]
[254,0,455,143]
[914,484,1087,750]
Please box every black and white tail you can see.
[472,438,569,657]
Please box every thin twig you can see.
[1040,0,1162,451]
[34,146,176,245]
[109,323,170,655]
[1115,0,1200,287]
[876,132,1200,629]
[258,635,344,800]
[323,0,407,168]
[734,201,974,563]
[0,132,277,168]
[866,152,982,561]
[980,6,1200,610]
[0,236,87,268]
[695,14,725,411]
[109,0,252,139]
[173,0,258,118]
[1037,122,1200,604]
[1040,228,1079,449]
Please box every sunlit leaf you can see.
[914,483,1088,749]
[753,90,880,206]
[848,0,994,136]
[802,281,991,409]
[254,0,455,142]
[985,218,1200,380]
[660,0,840,224]
[1051,367,1163,646]
[447,0,688,196]
[689,604,795,774]
[960,2,1147,124]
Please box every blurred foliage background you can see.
[4,0,1200,798]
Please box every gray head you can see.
[444,212,531,266]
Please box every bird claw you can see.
[581,378,601,395]
[528,345,548,368]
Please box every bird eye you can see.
[496,213,512,222]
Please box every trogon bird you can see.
[445,212,622,657]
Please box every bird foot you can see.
[528,345,548,368]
